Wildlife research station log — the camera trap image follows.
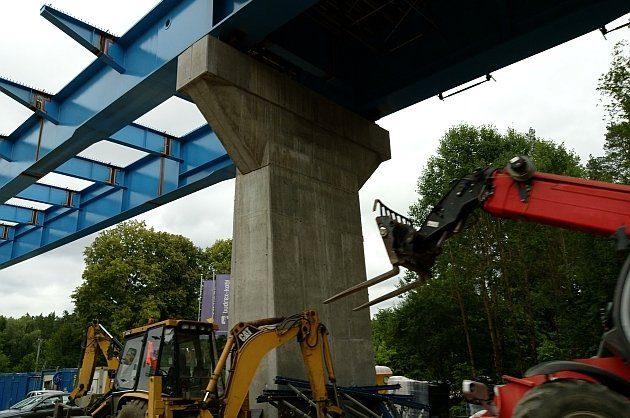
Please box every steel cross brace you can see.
[16,183,78,208]
[0,120,176,202]
[0,125,234,269]
[0,205,43,227]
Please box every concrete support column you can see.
[177,35,390,399]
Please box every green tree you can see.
[0,315,43,371]
[201,239,232,275]
[590,41,630,182]
[0,351,10,372]
[43,312,83,369]
[0,313,82,372]
[72,221,204,337]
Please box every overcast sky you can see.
[0,2,628,318]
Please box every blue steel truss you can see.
[1,0,629,269]
[0,125,235,268]
[0,0,317,268]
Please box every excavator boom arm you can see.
[71,321,122,401]
[485,170,630,238]
[203,311,341,418]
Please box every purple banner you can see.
[213,274,231,335]
[199,275,231,336]
[200,279,215,324]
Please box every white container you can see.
[388,375,430,417]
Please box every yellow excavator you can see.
[63,311,342,418]
[70,320,122,409]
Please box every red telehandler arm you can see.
[325,156,630,417]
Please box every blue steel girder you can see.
[17,183,78,208]
[0,125,235,269]
[0,78,59,124]
[0,0,316,268]
[110,123,180,159]
[55,157,125,187]
[40,6,125,73]
[0,204,42,226]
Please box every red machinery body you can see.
[471,168,630,417]
[478,357,630,417]
[484,171,630,238]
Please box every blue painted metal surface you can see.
[0,205,42,226]
[1,0,629,268]
[0,0,213,202]
[0,125,235,269]
[42,368,77,393]
[40,7,125,73]
[0,78,58,124]
[17,184,77,208]
[0,372,43,410]
[110,124,177,158]
[58,369,77,392]
[55,157,124,186]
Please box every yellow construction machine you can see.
[70,320,122,409]
[65,310,342,418]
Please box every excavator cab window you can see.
[137,326,164,391]
[116,336,143,390]
[176,330,214,399]
[155,323,216,398]
[114,322,216,397]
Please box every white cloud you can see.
[0,238,88,317]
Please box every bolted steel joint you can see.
[506,155,535,182]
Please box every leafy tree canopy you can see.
[201,239,232,274]
[0,312,82,373]
[72,221,231,338]
[589,41,630,182]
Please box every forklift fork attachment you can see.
[352,278,424,311]
[323,266,400,305]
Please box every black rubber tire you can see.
[117,400,147,418]
[512,379,629,418]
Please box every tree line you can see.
[0,223,231,373]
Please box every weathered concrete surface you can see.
[177,35,390,406]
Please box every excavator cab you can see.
[115,320,218,400]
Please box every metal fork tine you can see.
[323,266,400,304]
[352,279,425,311]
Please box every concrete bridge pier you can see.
[177,35,391,406]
